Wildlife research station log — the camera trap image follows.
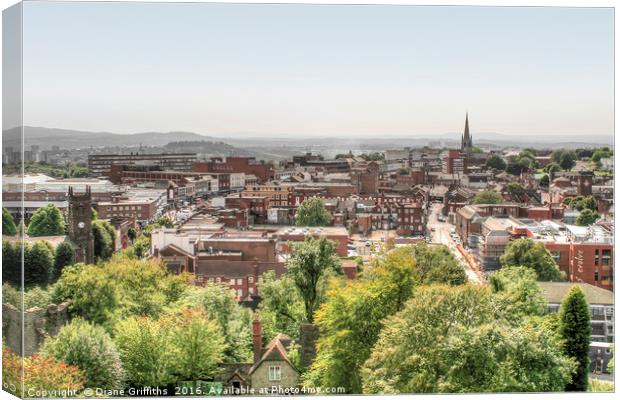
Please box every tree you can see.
[403,243,467,286]
[506,182,526,200]
[500,238,564,281]
[576,209,600,226]
[473,190,502,205]
[591,148,611,163]
[558,285,591,391]
[27,204,65,237]
[167,308,226,381]
[540,174,550,187]
[24,241,55,286]
[485,155,506,171]
[545,162,562,174]
[554,150,577,171]
[295,198,332,226]
[52,241,76,281]
[362,285,574,394]
[286,236,342,323]
[489,266,546,321]
[174,283,253,363]
[3,346,86,398]
[93,219,116,261]
[2,241,21,286]
[305,247,420,393]
[40,318,125,390]
[114,315,174,388]
[258,271,306,340]
[506,162,527,176]
[127,227,137,242]
[2,208,17,236]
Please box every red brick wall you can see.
[569,243,613,290]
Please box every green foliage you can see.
[51,257,186,331]
[552,150,577,171]
[41,318,125,390]
[545,162,562,174]
[559,285,592,391]
[565,196,597,212]
[500,238,565,282]
[127,227,137,242]
[2,283,53,311]
[400,243,467,286]
[506,182,526,199]
[489,266,546,321]
[397,167,409,175]
[506,162,527,176]
[25,241,55,286]
[173,283,252,363]
[3,161,89,179]
[540,174,550,187]
[591,148,611,163]
[362,285,574,393]
[589,378,614,392]
[359,152,384,161]
[473,190,502,205]
[258,271,307,340]
[2,240,22,286]
[2,207,17,236]
[286,236,342,323]
[114,308,226,386]
[52,240,76,282]
[27,204,65,237]
[93,219,116,261]
[295,198,332,227]
[576,209,600,226]
[485,155,506,171]
[156,217,174,228]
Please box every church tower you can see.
[67,186,95,264]
[461,113,473,152]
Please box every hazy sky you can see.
[19,2,614,137]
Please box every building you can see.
[538,282,614,374]
[96,195,159,224]
[242,184,292,207]
[192,157,275,182]
[275,226,349,257]
[461,112,473,153]
[441,150,467,175]
[88,152,196,177]
[66,186,95,264]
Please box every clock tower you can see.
[67,186,95,264]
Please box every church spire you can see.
[462,112,472,151]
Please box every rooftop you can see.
[538,282,613,305]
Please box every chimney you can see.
[252,313,263,364]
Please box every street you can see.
[427,203,482,284]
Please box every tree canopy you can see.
[485,155,506,171]
[2,208,17,236]
[27,204,65,237]
[500,238,565,282]
[286,235,342,323]
[576,209,600,226]
[558,285,591,391]
[362,284,574,394]
[473,190,502,205]
[295,198,332,227]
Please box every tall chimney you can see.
[252,313,262,364]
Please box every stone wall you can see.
[2,302,70,356]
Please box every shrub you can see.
[40,318,125,390]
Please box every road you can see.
[427,203,482,284]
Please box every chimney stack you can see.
[252,313,263,364]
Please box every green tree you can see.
[304,247,420,393]
[506,182,526,199]
[93,219,116,261]
[258,271,306,340]
[558,285,592,391]
[473,190,502,205]
[127,227,137,242]
[167,308,226,381]
[295,198,332,226]
[40,318,125,390]
[174,283,253,363]
[545,162,562,174]
[506,162,527,176]
[362,285,574,394]
[485,155,506,171]
[2,208,17,236]
[114,315,174,388]
[576,209,600,226]
[24,241,55,286]
[2,241,21,286]
[500,238,564,281]
[27,204,65,237]
[489,266,546,321]
[404,243,467,285]
[540,174,550,187]
[286,236,342,323]
[557,150,577,171]
[52,240,76,281]
[591,148,611,163]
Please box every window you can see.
[216,277,221,283]
[237,278,243,285]
[268,366,281,381]
[248,276,254,283]
[602,249,612,266]
[594,271,599,281]
[551,251,561,264]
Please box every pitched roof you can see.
[537,282,613,305]
[249,334,295,375]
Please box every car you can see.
[430,227,436,232]
[365,241,371,247]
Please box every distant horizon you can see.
[6,3,613,137]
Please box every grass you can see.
[589,378,614,392]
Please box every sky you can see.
[14,2,615,138]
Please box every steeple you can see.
[461,112,472,151]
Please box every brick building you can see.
[192,156,275,182]
[88,152,196,177]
